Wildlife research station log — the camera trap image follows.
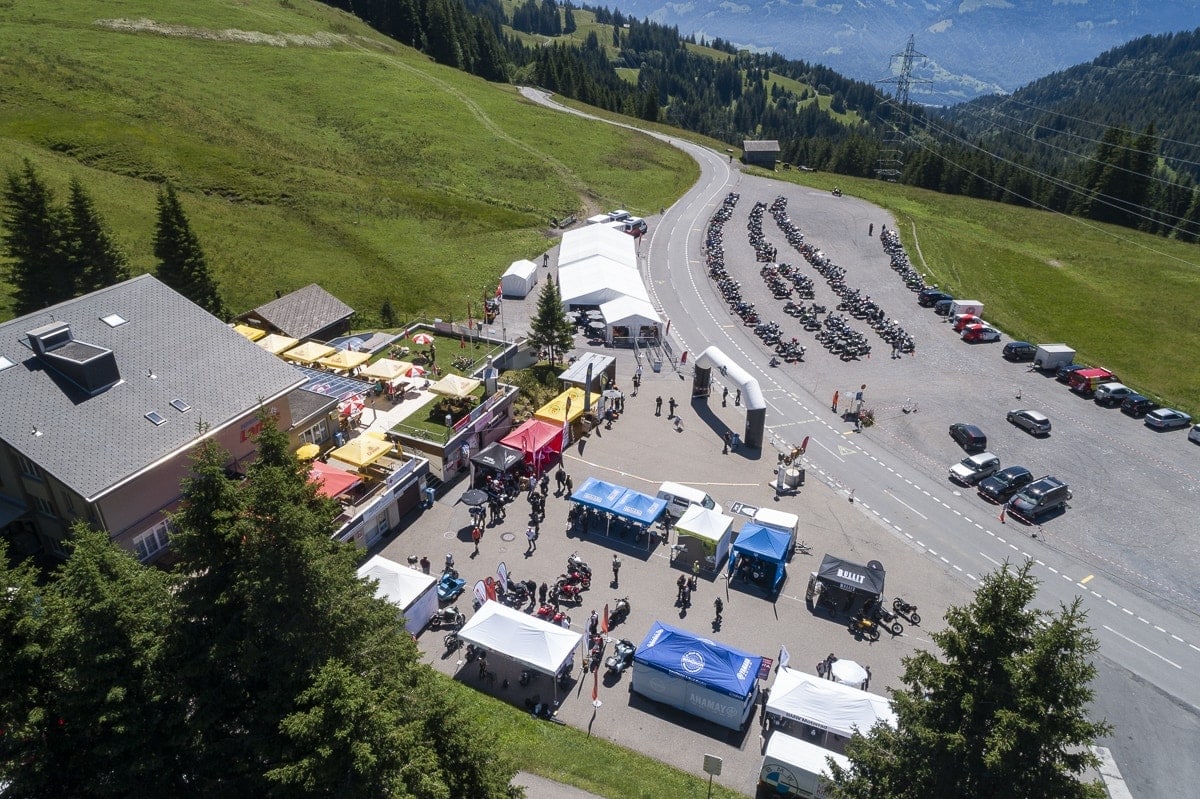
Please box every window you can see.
[32,495,55,517]
[299,419,329,446]
[63,493,76,516]
[133,520,170,562]
[16,453,41,480]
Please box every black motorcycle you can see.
[893,597,921,625]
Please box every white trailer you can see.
[1032,343,1075,371]
[949,299,984,317]
[759,732,849,798]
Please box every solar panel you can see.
[293,365,373,401]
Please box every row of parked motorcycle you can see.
[847,596,922,641]
[881,227,932,294]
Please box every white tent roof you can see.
[501,260,539,298]
[765,731,850,776]
[357,555,437,610]
[457,600,583,675]
[600,295,661,327]
[766,668,897,738]
[754,507,799,533]
[675,505,733,543]
[559,226,636,268]
[503,259,538,279]
[558,260,650,308]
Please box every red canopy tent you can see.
[308,460,362,499]
[501,419,564,471]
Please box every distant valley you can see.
[609,0,1200,103]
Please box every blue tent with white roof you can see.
[631,621,761,730]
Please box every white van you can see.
[656,481,722,519]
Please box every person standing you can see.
[831,390,840,414]
[471,525,481,555]
[692,560,701,579]
[734,389,741,407]
[668,397,677,418]
[612,554,622,587]
[655,396,663,416]
[526,525,538,553]
[564,474,574,498]
[555,464,566,494]
[713,597,724,623]
[722,385,729,406]
[869,222,874,237]
[676,574,687,604]
[539,581,549,604]
[723,430,733,454]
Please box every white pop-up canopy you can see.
[767,668,896,738]
[675,505,734,568]
[456,600,582,676]
[357,555,438,635]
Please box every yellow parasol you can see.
[257,333,300,354]
[429,374,481,399]
[359,358,413,382]
[281,341,337,364]
[328,435,392,470]
[295,443,321,460]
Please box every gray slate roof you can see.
[742,140,781,153]
[239,283,354,340]
[0,275,305,500]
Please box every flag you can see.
[800,435,809,454]
[592,669,599,702]
[602,603,610,634]
[495,282,503,298]
[778,644,791,671]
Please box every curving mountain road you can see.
[520,87,1200,799]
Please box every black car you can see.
[1055,362,1088,383]
[1120,394,1158,417]
[933,298,955,316]
[949,423,987,453]
[918,290,953,308]
[978,466,1034,504]
[1002,341,1037,362]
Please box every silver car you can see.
[1007,408,1051,436]
[949,452,1001,486]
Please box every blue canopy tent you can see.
[631,621,762,730]
[729,523,792,590]
[569,479,667,547]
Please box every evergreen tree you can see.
[165,418,516,796]
[563,4,576,34]
[153,184,228,319]
[526,275,573,363]
[64,177,131,294]
[2,160,69,315]
[828,560,1111,799]
[0,527,183,798]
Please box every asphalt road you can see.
[519,88,1200,799]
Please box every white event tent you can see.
[559,259,650,308]
[558,225,636,268]
[599,295,661,344]
[500,259,539,298]
[357,555,438,635]
[766,667,896,739]
[674,505,734,569]
[456,600,582,676]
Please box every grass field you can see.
[0,1,696,324]
[748,166,1200,413]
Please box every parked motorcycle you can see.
[892,597,922,625]
[848,613,882,641]
[609,597,631,626]
[535,603,571,627]
[870,605,904,636]
[554,582,584,604]
[567,552,592,576]
[605,638,636,676]
[429,605,465,630]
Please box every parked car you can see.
[1093,382,1136,407]
[933,298,955,316]
[1189,424,1200,444]
[918,290,953,308]
[1007,409,1051,436]
[950,452,1002,486]
[1055,363,1088,383]
[1120,394,1159,417]
[978,466,1034,504]
[1002,341,1037,362]
[961,324,1001,343]
[952,313,983,332]
[1145,408,1193,430]
[1007,476,1071,522]
[949,423,988,453]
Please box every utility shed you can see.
[742,140,781,169]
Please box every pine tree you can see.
[153,184,228,319]
[828,560,1111,799]
[165,418,516,796]
[2,160,70,314]
[526,275,574,363]
[65,177,131,294]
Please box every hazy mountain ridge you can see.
[612,0,1200,103]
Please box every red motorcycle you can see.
[535,604,572,626]
[560,570,591,589]
[554,582,584,604]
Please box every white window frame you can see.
[299,419,329,447]
[133,519,170,562]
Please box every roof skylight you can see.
[145,411,166,426]
[101,313,128,328]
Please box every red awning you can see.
[309,460,362,499]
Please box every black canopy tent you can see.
[471,443,524,473]
[808,554,886,614]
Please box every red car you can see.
[961,324,1001,343]
[952,313,983,332]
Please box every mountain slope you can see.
[606,0,1200,103]
[0,0,695,321]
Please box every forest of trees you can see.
[317,0,1200,244]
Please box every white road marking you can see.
[1093,746,1134,799]
[1102,625,1181,669]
